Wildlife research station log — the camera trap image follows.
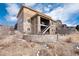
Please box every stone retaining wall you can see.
[23,35,58,43]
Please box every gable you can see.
[23,7,37,19]
[17,6,52,20]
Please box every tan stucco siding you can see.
[23,8,37,20]
[50,20,57,34]
[17,8,37,34]
[23,18,32,34]
[17,11,24,33]
[22,8,36,34]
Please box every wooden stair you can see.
[41,25,50,34]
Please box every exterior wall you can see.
[17,11,24,33]
[17,8,41,35]
[22,8,37,34]
[23,18,32,34]
[50,20,63,35]
[50,20,57,34]
[23,8,37,20]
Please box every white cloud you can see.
[48,4,52,8]
[44,7,50,12]
[5,3,36,22]
[46,3,79,26]
[6,4,20,16]
[5,4,20,21]
[23,3,43,12]
[46,7,64,21]
[22,3,36,7]
[5,15,17,21]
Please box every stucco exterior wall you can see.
[23,8,37,20]
[17,11,24,33]
[50,20,57,34]
[22,8,37,34]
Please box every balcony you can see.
[40,22,48,27]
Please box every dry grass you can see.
[64,37,72,43]
[69,33,79,43]
[60,33,79,43]
[0,31,79,56]
[0,38,77,56]
[0,38,37,56]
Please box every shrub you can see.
[76,25,79,31]
[65,37,72,43]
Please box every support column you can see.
[37,16,41,34]
[50,20,52,35]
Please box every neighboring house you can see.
[56,24,77,35]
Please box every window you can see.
[52,22,53,25]
[52,29,53,31]
[27,19,31,23]
[27,28,30,31]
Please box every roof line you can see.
[17,6,52,19]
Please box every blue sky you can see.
[0,3,79,26]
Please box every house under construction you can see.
[16,6,62,35]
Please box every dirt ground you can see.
[0,31,79,56]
